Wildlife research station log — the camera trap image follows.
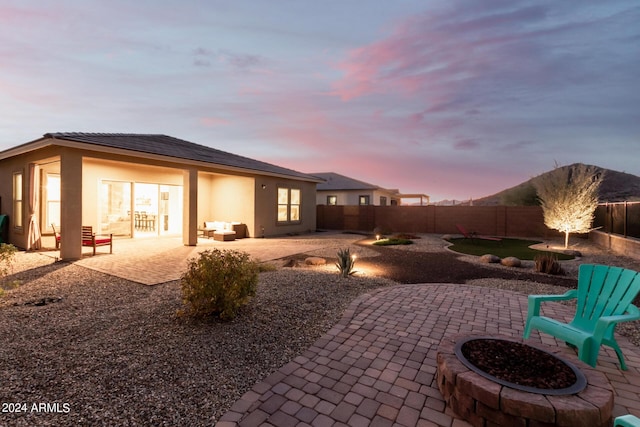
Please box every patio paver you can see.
[41,233,364,285]
[216,284,640,426]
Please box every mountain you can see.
[472,164,640,206]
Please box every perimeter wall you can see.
[316,205,562,238]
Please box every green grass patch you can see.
[447,238,574,260]
[373,238,414,246]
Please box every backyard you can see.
[1,233,640,426]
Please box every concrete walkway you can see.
[44,232,366,285]
[216,284,640,426]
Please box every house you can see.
[313,172,429,206]
[0,133,322,260]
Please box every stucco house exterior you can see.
[313,172,429,206]
[0,133,322,260]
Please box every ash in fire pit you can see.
[455,336,586,395]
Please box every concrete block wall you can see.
[589,230,640,259]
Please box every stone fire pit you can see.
[436,334,614,427]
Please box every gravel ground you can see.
[1,234,639,426]
[0,254,395,426]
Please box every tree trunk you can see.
[564,231,570,249]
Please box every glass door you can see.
[134,183,159,237]
[100,181,132,237]
[159,185,183,235]
[45,173,61,233]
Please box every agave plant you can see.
[336,248,356,277]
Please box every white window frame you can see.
[277,187,301,224]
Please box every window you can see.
[278,187,301,223]
[380,196,387,206]
[13,172,23,229]
[359,195,370,206]
[46,174,61,231]
[327,195,337,205]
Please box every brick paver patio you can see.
[216,284,640,426]
[49,233,364,285]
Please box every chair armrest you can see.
[593,304,640,341]
[527,290,577,318]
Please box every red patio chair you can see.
[456,224,502,242]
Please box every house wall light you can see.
[261,184,266,189]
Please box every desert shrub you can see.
[373,238,414,246]
[534,253,565,275]
[0,243,17,279]
[336,248,356,277]
[373,226,391,237]
[179,249,258,320]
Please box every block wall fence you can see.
[316,205,563,238]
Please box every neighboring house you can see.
[0,133,322,260]
[312,172,429,206]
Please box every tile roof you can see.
[312,172,395,192]
[42,132,321,181]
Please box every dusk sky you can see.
[1,1,638,201]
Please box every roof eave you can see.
[2,135,323,183]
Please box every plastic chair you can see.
[615,415,640,427]
[524,264,640,370]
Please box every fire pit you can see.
[436,334,614,427]
[455,336,586,395]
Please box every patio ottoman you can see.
[213,230,236,241]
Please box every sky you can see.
[1,0,639,202]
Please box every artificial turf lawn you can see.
[447,238,574,260]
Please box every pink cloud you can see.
[329,2,559,110]
[454,139,481,150]
[200,117,230,127]
[0,5,52,25]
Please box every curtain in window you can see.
[27,163,42,250]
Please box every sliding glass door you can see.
[99,181,182,238]
[100,181,132,237]
[133,182,182,237]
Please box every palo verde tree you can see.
[534,163,604,249]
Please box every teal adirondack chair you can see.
[523,264,640,370]
[615,415,640,427]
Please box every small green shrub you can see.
[0,243,17,279]
[336,248,356,277]
[373,238,414,246]
[179,249,258,320]
[534,253,565,275]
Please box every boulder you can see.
[305,257,327,266]
[480,254,501,263]
[501,257,522,267]
[283,259,301,268]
